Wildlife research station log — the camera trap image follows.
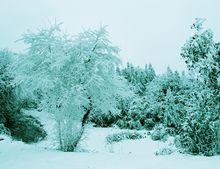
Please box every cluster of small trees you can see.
[91,19,220,156]
[118,63,156,95]
[144,20,219,155]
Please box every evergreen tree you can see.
[179,18,220,155]
[120,63,156,95]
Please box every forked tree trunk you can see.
[57,97,93,152]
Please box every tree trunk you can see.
[58,120,63,150]
[82,97,92,127]
[74,97,92,150]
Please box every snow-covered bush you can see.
[0,49,14,128]
[0,49,47,143]
[155,147,174,156]
[105,131,144,144]
[143,68,190,133]
[10,24,126,151]
[119,63,156,96]
[114,19,219,156]
[0,124,10,135]
[113,67,188,132]
[177,83,218,156]
[89,111,119,127]
[8,115,47,143]
[178,19,220,156]
[90,63,156,130]
[115,96,149,130]
[181,18,220,90]
[89,87,133,128]
[151,124,168,141]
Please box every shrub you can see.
[0,123,10,135]
[117,120,142,130]
[89,111,119,127]
[178,19,220,156]
[178,121,217,156]
[5,114,47,143]
[0,49,47,143]
[151,124,168,141]
[105,131,144,144]
[144,69,188,133]
[155,147,174,156]
[116,96,154,130]
[176,84,219,156]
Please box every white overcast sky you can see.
[1,0,220,73]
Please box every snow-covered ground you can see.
[1,126,220,169]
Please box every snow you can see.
[1,126,220,169]
[76,126,174,155]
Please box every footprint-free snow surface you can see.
[1,126,220,169]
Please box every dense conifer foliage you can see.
[90,20,220,155]
[179,19,220,155]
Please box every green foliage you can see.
[181,18,220,90]
[6,114,47,143]
[119,63,156,96]
[178,119,216,156]
[0,49,47,143]
[178,19,220,155]
[0,50,15,121]
[151,124,168,141]
[176,83,219,155]
[1,20,219,156]
[89,111,119,127]
[144,69,184,131]
[115,25,220,156]
[116,96,153,130]
[155,147,174,156]
[122,69,190,133]
[0,123,10,135]
[105,131,144,144]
